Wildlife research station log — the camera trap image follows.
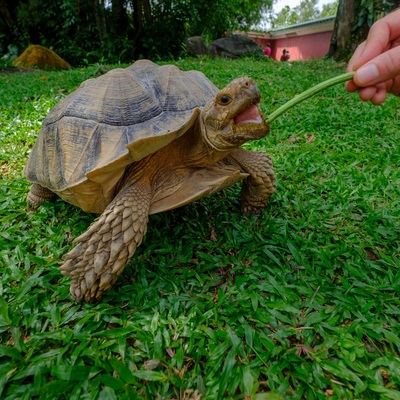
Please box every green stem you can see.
[266,71,355,124]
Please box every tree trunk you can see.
[329,0,400,61]
[131,0,152,56]
[328,0,364,60]
[111,0,129,35]
[0,0,14,34]
[92,0,108,47]
[132,0,151,37]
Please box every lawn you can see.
[0,57,399,399]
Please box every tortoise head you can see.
[200,77,270,152]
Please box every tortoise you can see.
[24,59,276,303]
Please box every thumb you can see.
[353,47,400,87]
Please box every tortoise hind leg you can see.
[225,148,276,215]
[27,183,56,207]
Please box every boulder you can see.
[186,36,208,56]
[208,34,263,58]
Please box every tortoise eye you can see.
[218,95,232,105]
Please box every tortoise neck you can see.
[183,118,231,168]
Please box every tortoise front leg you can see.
[225,148,276,215]
[60,182,151,303]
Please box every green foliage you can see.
[295,0,321,23]
[355,0,400,29]
[139,1,189,60]
[1,0,103,66]
[0,58,399,398]
[271,6,298,29]
[0,0,273,65]
[271,0,338,28]
[186,0,237,41]
[320,1,339,17]
[187,0,273,41]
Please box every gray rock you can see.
[186,36,208,56]
[208,34,263,58]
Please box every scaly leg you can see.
[27,183,56,207]
[225,148,276,215]
[60,182,151,303]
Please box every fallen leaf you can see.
[144,359,160,370]
[210,227,217,242]
[289,136,302,143]
[304,133,315,143]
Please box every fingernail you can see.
[355,63,380,85]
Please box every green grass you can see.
[0,57,399,399]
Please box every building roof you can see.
[271,16,335,34]
[247,16,335,40]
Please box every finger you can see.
[371,88,388,105]
[345,79,360,93]
[388,75,400,96]
[352,9,400,69]
[357,86,379,102]
[357,83,387,104]
[353,47,400,87]
[347,41,366,73]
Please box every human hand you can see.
[346,9,400,105]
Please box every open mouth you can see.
[233,102,263,125]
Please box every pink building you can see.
[248,16,335,61]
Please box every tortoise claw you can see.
[241,204,263,216]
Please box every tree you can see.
[293,0,320,23]
[329,0,400,60]
[187,0,274,41]
[271,0,337,29]
[271,5,298,28]
[320,1,338,17]
[0,0,274,64]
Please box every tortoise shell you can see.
[24,60,218,212]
